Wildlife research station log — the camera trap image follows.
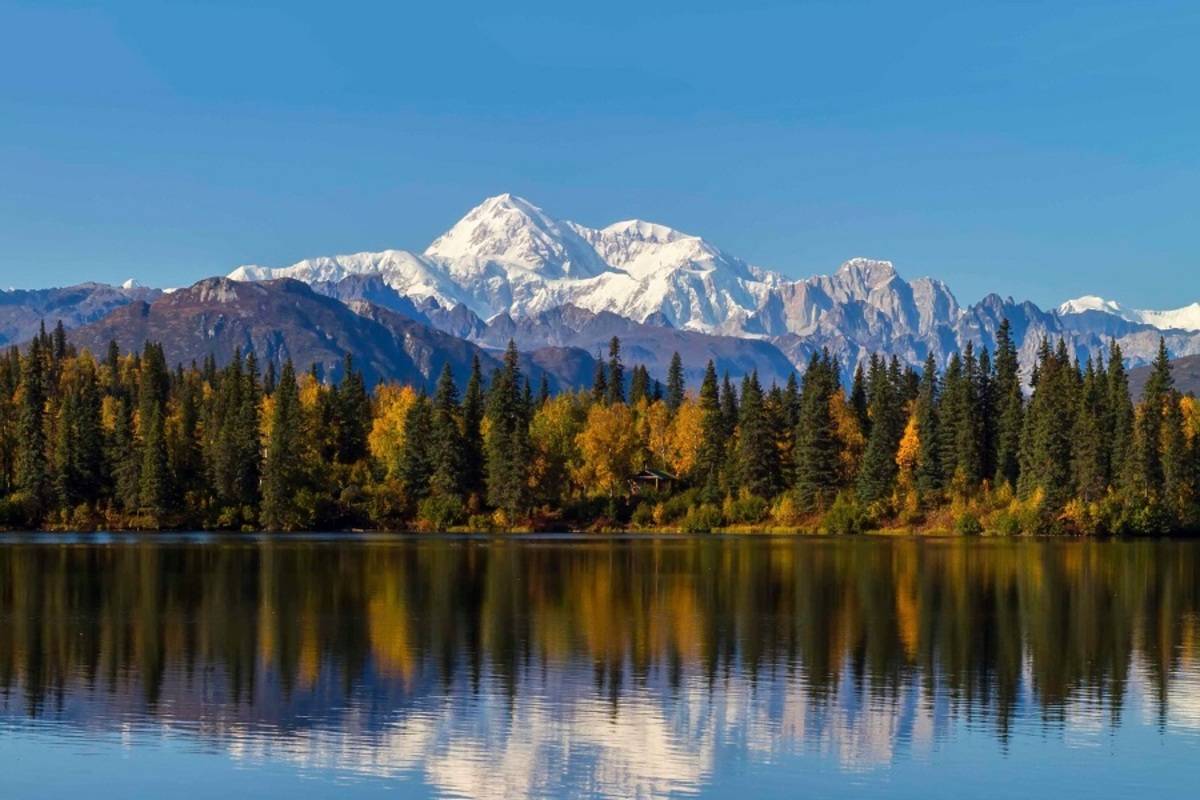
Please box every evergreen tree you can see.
[261,361,304,530]
[109,396,140,514]
[783,372,801,430]
[1132,338,1172,493]
[914,353,942,498]
[1106,341,1135,490]
[795,353,840,512]
[694,361,724,501]
[461,355,487,500]
[1018,340,1075,509]
[1161,388,1193,524]
[429,363,466,498]
[666,352,685,413]
[334,353,370,463]
[138,343,171,516]
[1072,358,1107,502]
[736,371,780,498]
[857,356,901,504]
[485,341,531,519]
[992,319,1023,488]
[15,337,49,516]
[720,373,739,440]
[607,337,625,405]
[399,395,434,504]
[629,365,650,405]
[849,362,870,436]
[591,356,608,404]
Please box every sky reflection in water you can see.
[2,535,1199,798]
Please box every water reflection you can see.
[2,536,1200,797]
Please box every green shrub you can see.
[991,509,1022,536]
[955,511,983,536]
[467,513,494,532]
[630,501,656,529]
[658,489,698,524]
[726,493,769,525]
[682,503,723,533]
[418,494,465,530]
[822,493,871,535]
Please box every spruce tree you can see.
[736,371,780,498]
[607,336,625,405]
[485,341,531,519]
[138,343,171,517]
[1106,341,1135,490]
[629,365,649,405]
[1161,388,1193,524]
[666,352,685,413]
[1132,338,1172,493]
[261,361,304,530]
[1072,358,1107,502]
[15,337,49,516]
[857,356,901,504]
[430,363,466,498]
[399,395,434,505]
[850,362,870,436]
[795,353,840,512]
[694,361,724,501]
[591,356,608,404]
[720,373,739,440]
[334,354,370,463]
[462,355,486,500]
[992,319,1023,488]
[914,353,942,498]
[1018,340,1075,509]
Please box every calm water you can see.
[2,534,1200,798]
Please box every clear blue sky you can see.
[1,0,1197,309]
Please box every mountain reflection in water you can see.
[2,535,1200,799]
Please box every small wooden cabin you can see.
[628,468,677,495]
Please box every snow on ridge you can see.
[1058,295,1200,332]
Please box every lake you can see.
[2,534,1199,798]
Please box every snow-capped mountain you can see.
[1058,295,1200,332]
[229,193,1200,378]
[228,194,947,341]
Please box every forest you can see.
[0,319,1197,534]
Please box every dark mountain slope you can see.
[0,282,161,347]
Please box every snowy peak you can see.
[424,193,610,280]
[1058,294,1200,332]
[599,219,685,244]
[1058,295,1123,316]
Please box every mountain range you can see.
[3,193,1200,393]
[227,194,1200,380]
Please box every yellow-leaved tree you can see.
[368,384,419,479]
[529,392,588,505]
[668,397,704,478]
[574,402,641,497]
[830,391,866,485]
[1182,394,1199,445]
[637,398,672,471]
[895,412,920,486]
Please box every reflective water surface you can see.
[2,534,1200,798]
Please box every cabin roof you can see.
[630,468,677,481]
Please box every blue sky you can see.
[1,0,1197,308]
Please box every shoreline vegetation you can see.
[1,319,1198,537]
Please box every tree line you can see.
[0,319,1196,533]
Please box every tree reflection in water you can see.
[1,536,1199,797]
